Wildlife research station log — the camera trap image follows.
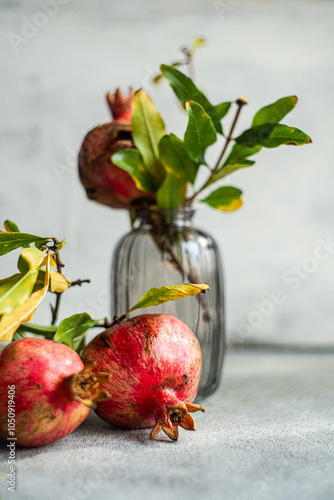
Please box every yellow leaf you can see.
[0,252,50,342]
[127,283,210,315]
[50,271,70,293]
[41,253,57,268]
[33,269,70,293]
[216,199,243,211]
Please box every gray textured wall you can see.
[1,0,333,346]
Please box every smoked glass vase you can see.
[111,207,225,399]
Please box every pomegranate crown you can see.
[106,87,135,123]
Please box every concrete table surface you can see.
[1,349,333,500]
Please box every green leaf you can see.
[160,65,224,134]
[159,134,198,184]
[0,274,34,315]
[112,149,159,192]
[4,220,20,233]
[184,101,217,165]
[132,89,166,184]
[0,248,46,315]
[235,123,312,148]
[157,173,187,210]
[127,283,210,314]
[208,160,255,185]
[153,62,183,85]
[252,96,298,127]
[210,102,231,123]
[12,330,45,341]
[4,220,31,249]
[225,96,305,165]
[17,247,46,273]
[31,270,46,293]
[12,330,25,341]
[16,322,58,340]
[55,238,66,250]
[0,231,50,256]
[54,313,100,349]
[224,143,262,165]
[72,334,87,355]
[201,186,243,211]
[161,65,211,110]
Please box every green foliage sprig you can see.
[0,221,89,343]
[112,65,311,212]
[0,221,209,350]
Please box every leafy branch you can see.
[151,37,206,85]
[13,283,210,355]
[0,221,90,342]
[184,97,248,206]
[0,218,210,354]
[111,65,311,214]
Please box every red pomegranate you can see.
[81,313,205,441]
[0,338,109,447]
[78,88,154,209]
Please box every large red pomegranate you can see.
[0,338,109,447]
[78,88,154,209]
[81,313,205,441]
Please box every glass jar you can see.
[111,207,225,399]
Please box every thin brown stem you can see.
[162,236,187,281]
[161,235,211,321]
[92,318,113,329]
[70,279,91,287]
[181,46,196,83]
[212,97,247,174]
[50,239,65,325]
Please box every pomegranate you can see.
[0,338,109,447]
[78,88,154,209]
[82,313,205,441]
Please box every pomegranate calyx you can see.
[106,87,135,123]
[150,420,163,441]
[185,402,205,413]
[150,400,205,442]
[67,363,110,409]
[162,425,179,441]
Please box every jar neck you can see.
[130,207,195,230]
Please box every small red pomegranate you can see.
[78,88,154,209]
[82,314,205,441]
[0,338,109,447]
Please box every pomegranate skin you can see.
[0,338,90,448]
[82,314,204,440]
[78,88,154,209]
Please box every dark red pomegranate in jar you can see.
[78,88,155,209]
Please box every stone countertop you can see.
[1,349,333,500]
